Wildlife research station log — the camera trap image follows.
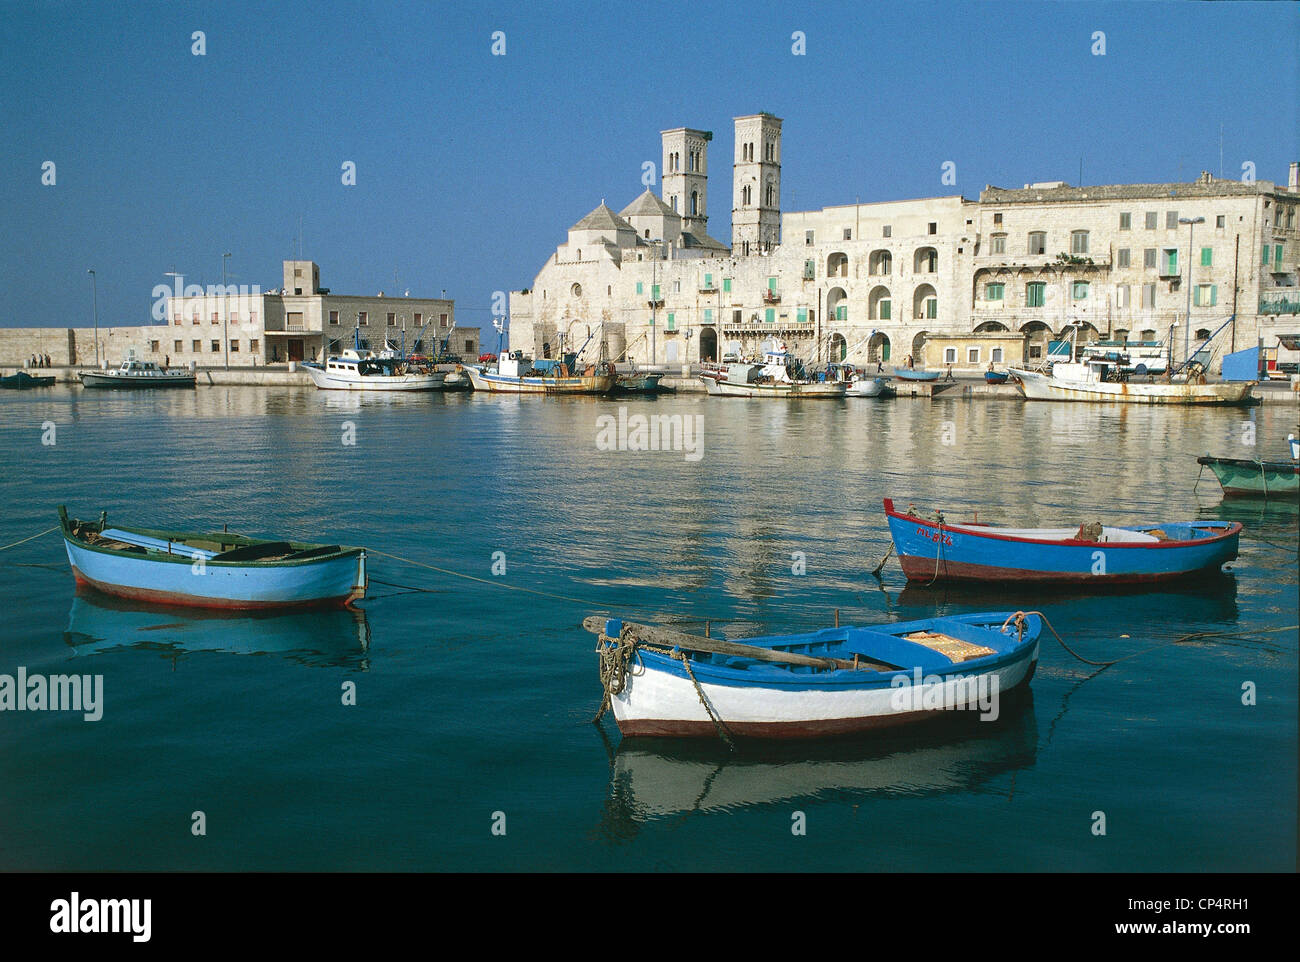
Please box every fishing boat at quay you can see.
[882,498,1241,584]
[701,343,846,398]
[465,350,616,394]
[613,371,672,394]
[58,506,367,609]
[1009,360,1254,405]
[0,370,56,389]
[984,370,1010,385]
[825,363,892,397]
[587,613,1040,739]
[302,349,445,392]
[79,355,195,389]
[1196,436,1300,499]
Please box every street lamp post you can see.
[222,253,232,369]
[86,269,99,367]
[1179,216,1205,367]
[648,238,663,368]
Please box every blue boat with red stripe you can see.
[882,498,1240,585]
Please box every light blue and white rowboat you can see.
[59,507,367,609]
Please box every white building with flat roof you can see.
[509,113,1299,372]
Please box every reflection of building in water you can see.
[511,112,1299,373]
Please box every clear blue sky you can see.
[1,0,1296,331]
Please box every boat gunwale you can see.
[883,498,1242,550]
[618,613,1041,691]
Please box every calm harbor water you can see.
[0,385,1296,871]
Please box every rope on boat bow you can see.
[593,629,735,750]
[1001,610,1299,668]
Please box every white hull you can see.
[612,644,1037,735]
[844,378,890,397]
[1010,368,1254,405]
[708,379,847,398]
[303,365,444,392]
[464,367,614,394]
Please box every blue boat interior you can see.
[606,614,1032,677]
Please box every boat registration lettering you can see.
[916,525,953,547]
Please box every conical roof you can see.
[619,189,680,220]
[571,202,634,232]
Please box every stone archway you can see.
[699,327,718,362]
[828,333,847,361]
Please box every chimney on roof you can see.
[1290,162,1299,191]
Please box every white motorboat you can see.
[302,350,445,392]
[79,355,195,389]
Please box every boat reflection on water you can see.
[63,591,371,669]
[596,690,1037,832]
[891,572,1241,624]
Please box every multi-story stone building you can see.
[508,113,1299,372]
[159,260,473,367]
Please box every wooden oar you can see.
[584,616,866,671]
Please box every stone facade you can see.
[2,260,477,369]
[508,114,1299,372]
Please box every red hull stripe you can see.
[897,555,1213,584]
[72,569,360,610]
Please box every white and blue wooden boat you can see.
[891,367,941,382]
[883,498,1241,584]
[58,506,367,609]
[465,350,615,394]
[586,612,1040,739]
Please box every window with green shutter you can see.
[704,273,713,288]
[652,284,660,300]
[836,305,847,321]
[723,278,731,292]
[667,313,675,331]
[1162,249,1177,274]
[1072,281,1089,300]
[925,299,937,320]
[797,308,807,322]
[986,283,1004,301]
[1211,283,1218,306]
[1026,282,1045,307]
[636,282,643,294]
[1263,245,1270,265]
[768,277,777,291]
[879,300,891,320]
[704,308,713,323]
[764,308,775,323]
[1276,245,1284,267]
[1201,247,1212,267]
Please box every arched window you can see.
[765,184,774,206]
[690,191,698,216]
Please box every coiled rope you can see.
[593,631,735,750]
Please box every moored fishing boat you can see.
[58,506,367,609]
[302,349,445,392]
[702,343,846,398]
[1009,360,1254,405]
[613,371,672,394]
[882,498,1240,584]
[79,356,195,389]
[1196,436,1300,499]
[0,370,56,389]
[465,350,616,394]
[984,370,1010,384]
[587,612,1040,739]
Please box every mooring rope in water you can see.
[0,525,59,554]
[366,547,600,606]
[1002,609,1299,668]
[870,541,894,577]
